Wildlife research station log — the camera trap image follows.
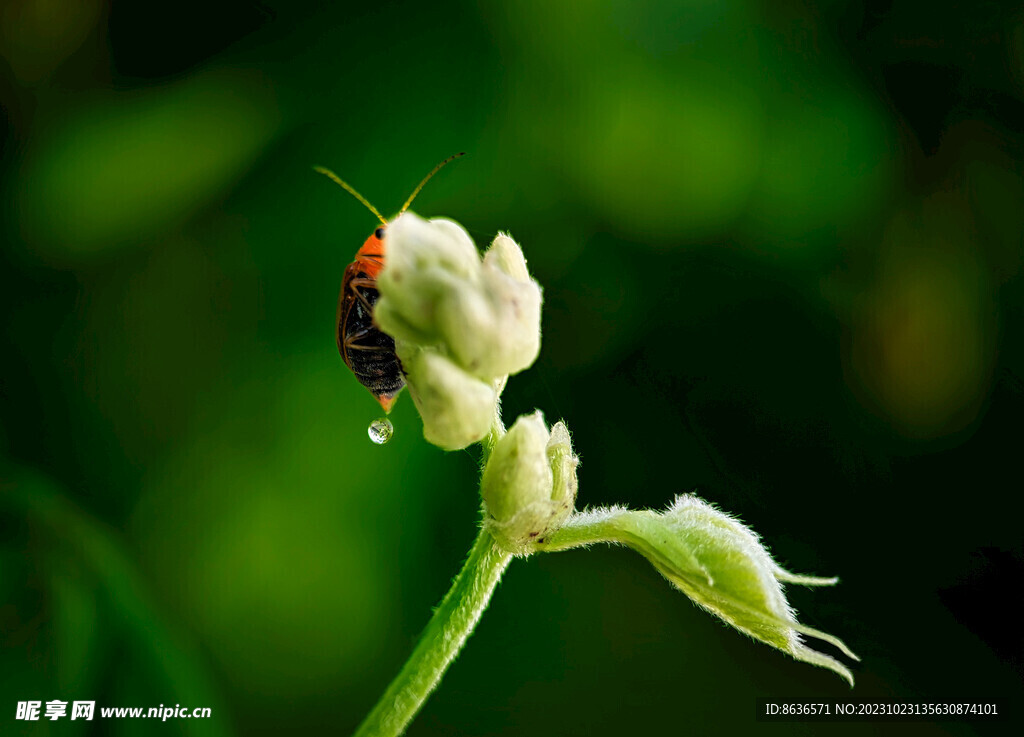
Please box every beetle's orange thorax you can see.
[353,232,386,280]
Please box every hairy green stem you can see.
[353,415,511,737]
[482,400,506,461]
[352,528,512,737]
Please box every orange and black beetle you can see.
[316,153,464,413]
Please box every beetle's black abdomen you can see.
[340,277,405,399]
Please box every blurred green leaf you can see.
[14,69,280,263]
[1,465,232,736]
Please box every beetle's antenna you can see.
[314,166,388,226]
[399,152,465,215]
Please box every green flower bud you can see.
[438,231,541,377]
[374,215,479,346]
[484,233,531,282]
[397,344,498,451]
[538,495,859,685]
[376,214,541,379]
[482,412,578,554]
[374,213,544,450]
[439,267,541,379]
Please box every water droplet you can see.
[368,418,394,445]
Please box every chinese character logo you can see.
[71,701,96,720]
[15,701,41,720]
[44,700,67,720]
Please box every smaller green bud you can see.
[397,344,498,451]
[546,421,578,507]
[482,412,578,554]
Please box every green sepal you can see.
[538,495,859,686]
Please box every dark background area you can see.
[2,1,1023,735]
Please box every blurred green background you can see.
[2,1,1023,735]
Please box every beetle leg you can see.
[344,343,393,353]
[348,278,377,314]
[345,326,376,343]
